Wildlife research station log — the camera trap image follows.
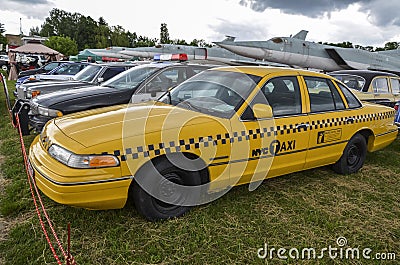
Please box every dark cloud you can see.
[359,1,400,27]
[2,0,54,19]
[208,18,272,41]
[239,0,373,18]
[7,0,50,3]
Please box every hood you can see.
[33,85,114,107]
[29,81,90,95]
[23,80,82,90]
[53,101,216,147]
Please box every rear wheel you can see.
[132,158,201,221]
[332,133,367,174]
[1,64,8,71]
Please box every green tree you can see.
[109,25,130,47]
[189,39,212,47]
[75,15,98,49]
[44,36,78,57]
[40,9,79,38]
[95,17,111,48]
[29,26,40,36]
[383,41,399,50]
[160,23,170,44]
[321,41,353,48]
[0,22,7,49]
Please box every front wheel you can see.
[332,133,367,175]
[132,158,202,221]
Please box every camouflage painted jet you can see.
[117,44,286,66]
[214,30,400,75]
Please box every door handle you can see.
[296,123,310,130]
[346,117,355,123]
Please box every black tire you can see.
[332,133,367,175]
[132,158,202,221]
[1,64,8,71]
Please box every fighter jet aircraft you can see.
[214,30,400,75]
[118,44,286,66]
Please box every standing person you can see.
[87,56,95,63]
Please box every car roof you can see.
[211,66,330,78]
[329,69,399,78]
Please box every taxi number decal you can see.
[251,140,296,157]
[317,128,342,144]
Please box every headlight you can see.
[37,105,63,117]
[48,144,120,168]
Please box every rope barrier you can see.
[1,75,76,264]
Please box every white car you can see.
[0,55,9,71]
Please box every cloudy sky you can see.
[1,0,400,47]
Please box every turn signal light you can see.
[89,156,119,167]
[31,90,40,98]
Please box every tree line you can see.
[0,8,399,57]
[27,8,211,57]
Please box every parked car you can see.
[329,70,400,108]
[15,62,137,100]
[15,61,215,134]
[0,55,9,71]
[15,62,72,90]
[14,62,89,99]
[17,61,69,78]
[21,61,89,84]
[27,66,398,221]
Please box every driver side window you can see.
[241,76,302,120]
[138,68,184,94]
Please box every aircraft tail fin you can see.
[223,35,236,42]
[292,30,308,40]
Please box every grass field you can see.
[0,78,399,264]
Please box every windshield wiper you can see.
[177,99,202,112]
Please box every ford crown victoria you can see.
[329,70,400,108]
[28,66,398,221]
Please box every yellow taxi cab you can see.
[329,70,400,108]
[29,66,398,221]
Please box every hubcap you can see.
[153,172,184,212]
[347,144,360,166]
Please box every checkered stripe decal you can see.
[107,110,395,161]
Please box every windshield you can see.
[330,74,366,91]
[53,63,84,75]
[101,64,159,90]
[159,70,262,118]
[74,65,102,82]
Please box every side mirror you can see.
[253,103,273,119]
[97,77,104,83]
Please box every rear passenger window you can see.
[336,82,362,108]
[305,77,344,112]
[372,78,389,93]
[390,78,400,94]
[102,67,125,81]
[260,76,302,116]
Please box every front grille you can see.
[30,102,39,115]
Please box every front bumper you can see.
[29,135,132,210]
[29,115,52,133]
